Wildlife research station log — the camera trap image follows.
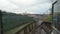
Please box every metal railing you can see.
[15,22,53,34]
[4,21,60,34]
[52,26,60,34]
[15,22,36,34]
[3,21,36,34]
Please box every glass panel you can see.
[53,0,60,31]
[51,0,57,3]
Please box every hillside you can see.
[2,12,35,32]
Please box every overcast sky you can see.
[54,0,60,12]
[0,0,52,14]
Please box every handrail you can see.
[3,21,36,34]
[52,26,60,34]
[29,23,42,34]
[15,21,36,34]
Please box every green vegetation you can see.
[2,11,35,33]
[44,15,52,22]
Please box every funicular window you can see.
[53,0,60,31]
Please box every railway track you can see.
[41,22,52,34]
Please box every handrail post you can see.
[24,27,27,34]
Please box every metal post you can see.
[51,0,58,26]
[0,10,2,34]
[51,0,58,34]
[24,27,27,34]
